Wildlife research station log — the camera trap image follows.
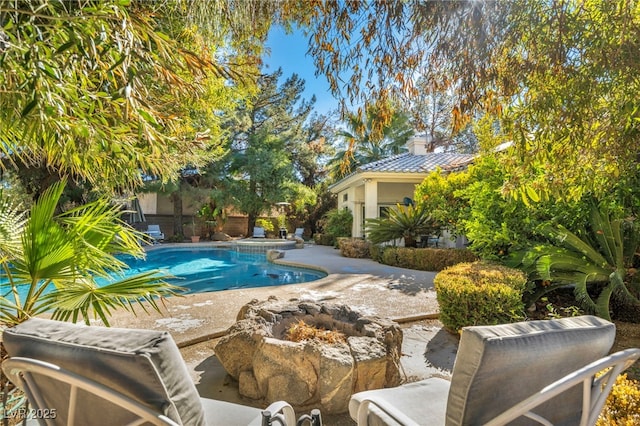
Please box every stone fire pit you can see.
[214,297,403,414]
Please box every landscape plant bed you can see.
[527,288,640,381]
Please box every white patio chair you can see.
[350,315,639,426]
[293,228,304,239]
[2,318,296,426]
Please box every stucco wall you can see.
[377,182,417,204]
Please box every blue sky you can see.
[263,26,339,116]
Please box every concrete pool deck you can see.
[106,242,443,347]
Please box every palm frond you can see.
[0,179,179,327]
[43,272,182,326]
[519,204,640,321]
[541,223,609,267]
[0,196,27,259]
[366,204,434,246]
[589,205,617,266]
[534,252,609,280]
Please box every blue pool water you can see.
[3,248,326,300]
[125,248,326,293]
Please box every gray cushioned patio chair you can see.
[145,224,165,242]
[2,318,296,426]
[350,315,640,426]
[252,227,266,238]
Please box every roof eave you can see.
[328,170,432,193]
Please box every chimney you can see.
[406,135,428,155]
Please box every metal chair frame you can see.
[4,357,178,426]
[356,348,640,426]
[3,357,298,426]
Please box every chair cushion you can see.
[3,318,206,426]
[446,315,615,426]
[349,377,450,425]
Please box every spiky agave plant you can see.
[365,204,435,248]
[512,205,639,320]
[0,180,181,327]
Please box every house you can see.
[134,192,250,238]
[328,136,474,246]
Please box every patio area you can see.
[105,243,443,346]
[104,243,459,424]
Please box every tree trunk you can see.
[404,235,417,248]
[247,214,257,237]
[247,178,258,236]
[171,192,184,238]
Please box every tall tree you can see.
[215,69,317,235]
[288,113,337,236]
[329,106,414,178]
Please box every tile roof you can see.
[357,152,475,174]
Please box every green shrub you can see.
[313,233,335,246]
[381,246,400,266]
[378,247,478,271]
[338,238,371,258]
[324,208,353,239]
[369,244,386,262]
[434,261,527,333]
[414,248,478,271]
[256,218,275,233]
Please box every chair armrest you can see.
[485,348,640,426]
[248,401,296,426]
[357,396,422,426]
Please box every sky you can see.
[262,26,339,117]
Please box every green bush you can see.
[378,247,478,271]
[338,238,371,258]
[434,261,527,333]
[369,244,386,262]
[324,208,353,239]
[313,233,335,246]
[415,141,591,260]
[256,218,275,233]
[415,248,478,271]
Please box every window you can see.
[379,206,391,218]
[343,193,348,202]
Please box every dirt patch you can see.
[612,321,640,381]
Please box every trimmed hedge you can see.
[369,244,385,263]
[338,238,371,258]
[434,261,527,333]
[313,233,335,246]
[376,247,478,271]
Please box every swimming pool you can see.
[122,247,326,293]
[3,247,327,301]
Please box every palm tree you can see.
[329,107,414,178]
[0,181,180,327]
[365,204,435,248]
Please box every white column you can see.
[345,186,360,237]
[353,202,363,237]
[363,179,378,238]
